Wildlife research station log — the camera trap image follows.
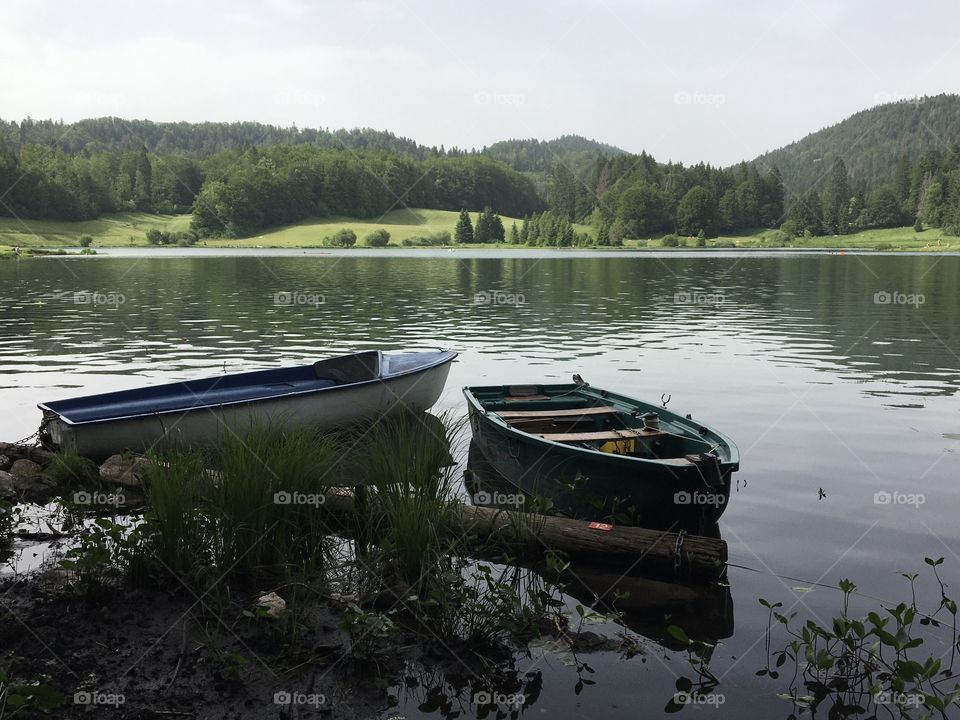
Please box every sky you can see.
[2,0,958,166]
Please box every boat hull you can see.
[42,351,455,459]
[465,385,736,532]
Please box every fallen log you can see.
[322,489,726,581]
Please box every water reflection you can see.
[1,254,958,401]
[464,438,734,647]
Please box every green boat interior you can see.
[474,384,718,462]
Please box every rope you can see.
[673,529,687,574]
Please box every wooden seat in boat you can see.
[538,428,666,442]
[497,406,618,420]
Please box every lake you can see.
[2,249,959,718]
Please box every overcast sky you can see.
[2,0,957,166]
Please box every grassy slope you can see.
[705,226,958,251]
[0,210,955,251]
[0,213,192,248]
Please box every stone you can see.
[0,470,15,501]
[99,455,151,488]
[0,443,54,467]
[9,458,42,480]
[0,454,11,472]
[256,592,286,619]
[6,461,57,503]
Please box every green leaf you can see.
[667,625,690,645]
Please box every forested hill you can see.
[483,135,627,173]
[0,119,625,168]
[0,118,438,159]
[3,101,959,243]
[749,94,960,193]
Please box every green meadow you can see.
[0,209,955,252]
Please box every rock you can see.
[27,447,56,466]
[0,443,24,459]
[6,461,57,503]
[10,458,42,480]
[0,455,11,472]
[0,470,15,501]
[99,455,151,488]
[256,592,287,619]
[0,443,54,467]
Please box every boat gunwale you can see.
[463,383,741,470]
[42,350,457,427]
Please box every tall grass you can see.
[44,451,100,489]
[138,423,348,590]
[354,412,462,594]
[208,423,346,581]
[139,441,211,582]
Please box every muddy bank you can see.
[0,573,399,719]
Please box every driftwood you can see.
[322,489,726,581]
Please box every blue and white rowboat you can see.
[38,350,457,458]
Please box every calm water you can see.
[2,249,959,718]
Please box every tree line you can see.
[545,144,960,240]
[784,150,960,236]
[546,153,786,240]
[2,113,959,241]
[0,140,543,235]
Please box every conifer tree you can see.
[454,208,474,243]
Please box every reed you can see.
[353,412,462,593]
[138,440,212,582]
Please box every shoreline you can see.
[8,245,960,259]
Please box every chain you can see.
[12,429,40,448]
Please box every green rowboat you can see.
[464,380,740,531]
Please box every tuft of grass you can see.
[354,412,462,593]
[44,451,100,489]
[139,441,212,582]
[208,422,346,582]
[136,423,348,590]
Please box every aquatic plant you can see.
[758,560,960,718]
[353,412,462,594]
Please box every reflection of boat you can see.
[465,438,734,645]
[39,350,457,458]
[559,562,734,647]
[464,381,739,531]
